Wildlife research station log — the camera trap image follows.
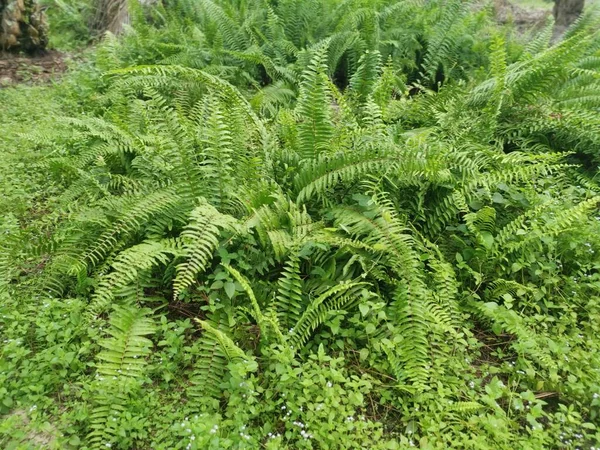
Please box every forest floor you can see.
[495,0,552,32]
[0,50,68,87]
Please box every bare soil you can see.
[495,0,552,32]
[0,50,68,87]
[1,409,58,448]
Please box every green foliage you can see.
[3,1,600,449]
[87,306,155,448]
[41,0,94,49]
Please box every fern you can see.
[95,306,156,378]
[223,263,284,343]
[330,192,457,388]
[294,147,396,203]
[8,3,600,446]
[195,319,248,361]
[469,301,556,370]
[188,312,232,400]
[89,239,181,318]
[82,188,183,268]
[295,43,334,160]
[499,197,600,256]
[173,200,239,299]
[88,306,155,449]
[349,50,382,102]
[289,281,369,348]
[422,0,469,84]
[275,252,305,331]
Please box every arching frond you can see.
[173,200,239,300]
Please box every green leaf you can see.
[492,192,506,204]
[481,231,494,249]
[224,281,236,299]
[359,348,369,361]
[359,303,370,317]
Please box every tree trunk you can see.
[91,0,129,36]
[553,0,585,31]
[91,0,160,36]
[0,0,48,53]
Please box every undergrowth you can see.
[2,1,600,449]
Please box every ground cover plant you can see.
[2,0,600,448]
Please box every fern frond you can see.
[275,252,305,330]
[83,188,183,267]
[223,264,284,343]
[108,65,268,138]
[0,216,19,293]
[173,200,239,300]
[96,306,156,378]
[188,312,230,400]
[523,17,554,57]
[294,147,395,203]
[88,239,181,318]
[422,0,469,83]
[289,281,369,348]
[349,50,382,102]
[470,301,556,370]
[88,306,155,449]
[195,319,248,361]
[501,197,600,255]
[295,42,334,160]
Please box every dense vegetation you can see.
[2,0,600,448]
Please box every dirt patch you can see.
[495,0,552,32]
[0,50,68,87]
[1,409,58,448]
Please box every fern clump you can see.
[2,1,600,449]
